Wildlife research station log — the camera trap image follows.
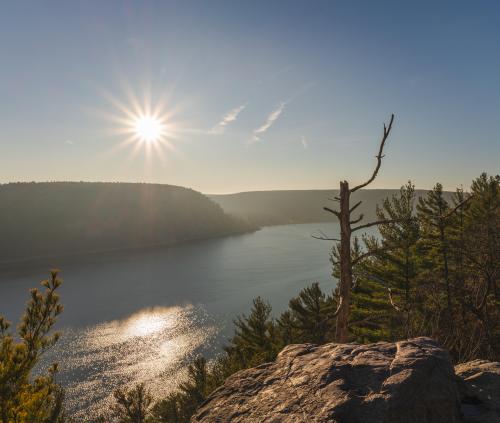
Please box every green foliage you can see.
[226,297,277,367]
[109,384,154,423]
[350,182,420,342]
[0,270,65,423]
[350,174,499,361]
[151,358,211,423]
[280,282,336,344]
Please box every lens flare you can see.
[96,82,187,162]
[134,115,165,143]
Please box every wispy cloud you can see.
[300,136,308,149]
[252,101,286,142]
[65,139,74,145]
[210,103,247,134]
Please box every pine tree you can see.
[150,358,209,423]
[416,183,454,336]
[459,173,500,359]
[275,310,298,346]
[349,182,420,341]
[225,297,276,367]
[111,384,154,423]
[285,282,335,344]
[0,270,66,423]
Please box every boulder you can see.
[455,359,500,423]
[192,337,462,423]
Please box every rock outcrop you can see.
[192,337,462,423]
[456,360,500,423]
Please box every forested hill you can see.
[209,189,453,226]
[0,182,253,262]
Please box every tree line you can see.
[0,182,252,262]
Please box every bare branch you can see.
[328,197,341,202]
[361,273,403,311]
[355,270,403,312]
[349,200,362,214]
[443,194,474,219]
[468,279,491,313]
[352,219,397,232]
[319,296,344,326]
[350,114,395,193]
[350,214,364,225]
[323,206,341,218]
[331,296,343,318]
[312,235,341,241]
[312,229,340,242]
[388,288,402,312]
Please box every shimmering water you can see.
[0,223,343,419]
[39,305,216,419]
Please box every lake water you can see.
[0,222,341,419]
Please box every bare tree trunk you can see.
[317,114,395,343]
[336,181,353,342]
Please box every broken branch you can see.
[351,114,395,193]
[349,200,362,213]
[324,206,341,218]
[350,214,364,225]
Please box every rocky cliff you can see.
[192,337,500,423]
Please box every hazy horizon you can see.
[1,1,499,193]
[0,179,464,195]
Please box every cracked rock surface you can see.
[192,337,462,423]
[455,360,500,423]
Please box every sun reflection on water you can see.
[39,305,218,421]
[124,309,175,337]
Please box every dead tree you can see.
[318,114,395,342]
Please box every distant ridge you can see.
[0,182,252,262]
[209,189,453,226]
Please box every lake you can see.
[0,222,342,419]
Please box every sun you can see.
[97,83,186,161]
[134,115,165,143]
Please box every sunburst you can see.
[97,82,184,162]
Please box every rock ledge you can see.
[192,337,463,423]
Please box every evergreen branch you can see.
[348,314,393,327]
[355,269,405,312]
[352,219,397,232]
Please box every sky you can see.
[0,1,499,194]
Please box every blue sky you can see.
[0,1,499,193]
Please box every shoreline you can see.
[0,227,259,274]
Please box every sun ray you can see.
[96,82,188,162]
